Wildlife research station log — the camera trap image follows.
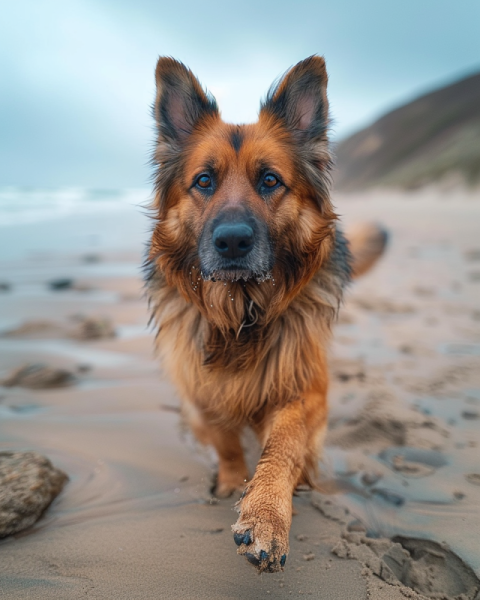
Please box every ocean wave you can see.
[0,188,150,226]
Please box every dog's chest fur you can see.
[146,230,350,425]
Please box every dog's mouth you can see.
[200,267,273,283]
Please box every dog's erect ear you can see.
[154,57,219,146]
[260,56,329,142]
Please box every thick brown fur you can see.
[146,56,379,573]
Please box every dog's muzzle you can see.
[198,209,273,282]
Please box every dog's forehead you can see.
[187,119,296,180]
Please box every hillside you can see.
[334,71,480,191]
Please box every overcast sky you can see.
[1,0,479,188]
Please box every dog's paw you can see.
[232,491,290,572]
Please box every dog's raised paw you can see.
[232,521,289,572]
[232,484,291,572]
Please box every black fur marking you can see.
[231,128,243,152]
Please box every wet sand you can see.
[0,194,479,599]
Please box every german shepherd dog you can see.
[146,56,385,573]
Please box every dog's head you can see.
[149,56,337,332]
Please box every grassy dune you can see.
[335,71,480,191]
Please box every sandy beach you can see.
[0,190,479,599]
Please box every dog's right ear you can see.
[154,57,218,151]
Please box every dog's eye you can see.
[263,174,278,188]
[260,173,282,194]
[196,174,212,189]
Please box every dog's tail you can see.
[344,222,389,278]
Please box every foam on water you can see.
[0,187,149,227]
[0,187,151,261]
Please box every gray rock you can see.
[1,363,76,389]
[71,317,116,340]
[48,278,74,290]
[0,451,68,538]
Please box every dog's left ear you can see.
[260,56,329,143]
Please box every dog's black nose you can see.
[213,223,254,258]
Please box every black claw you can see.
[260,550,268,562]
[245,552,260,567]
[280,554,287,567]
[233,531,252,546]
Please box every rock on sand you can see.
[0,451,68,538]
[1,363,76,389]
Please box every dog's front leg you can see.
[208,426,250,499]
[186,405,249,498]
[232,398,311,573]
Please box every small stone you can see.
[1,363,76,389]
[303,553,315,561]
[347,519,366,533]
[361,471,382,486]
[48,278,74,291]
[71,317,116,340]
[0,451,68,538]
[465,473,480,486]
[296,534,308,541]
